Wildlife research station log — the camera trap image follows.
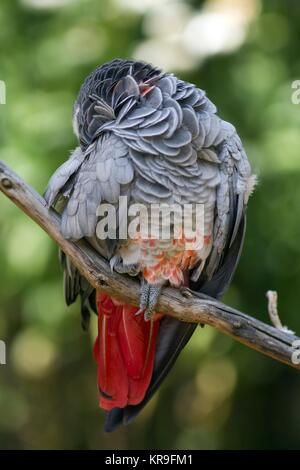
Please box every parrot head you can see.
[72,59,162,150]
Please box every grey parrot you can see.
[44,59,255,432]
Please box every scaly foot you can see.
[135,279,162,321]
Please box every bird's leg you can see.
[111,257,161,320]
[135,279,162,321]
[110,255,140,276]
[146,285,162,321]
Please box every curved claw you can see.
[110,255,120,272]
[134,307,144,317]
[110,256,140,276]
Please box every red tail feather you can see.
[94,291,160,411]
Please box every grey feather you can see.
[140,108,170,128]
[144,86,163,109]
[182,106,200,138]
[157,75,177,95]
[138,121,169,137]
[164,107,179,139]
[150,137,180,156]
[96,158,113,182]
[44,147,85,207]
[164,127,192,147]
[128,106,156,120]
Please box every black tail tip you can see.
[104,408,124,433]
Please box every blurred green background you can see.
[1,0,300,450]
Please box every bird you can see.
[44,58,256,432]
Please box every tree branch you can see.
[0,159,299,370]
